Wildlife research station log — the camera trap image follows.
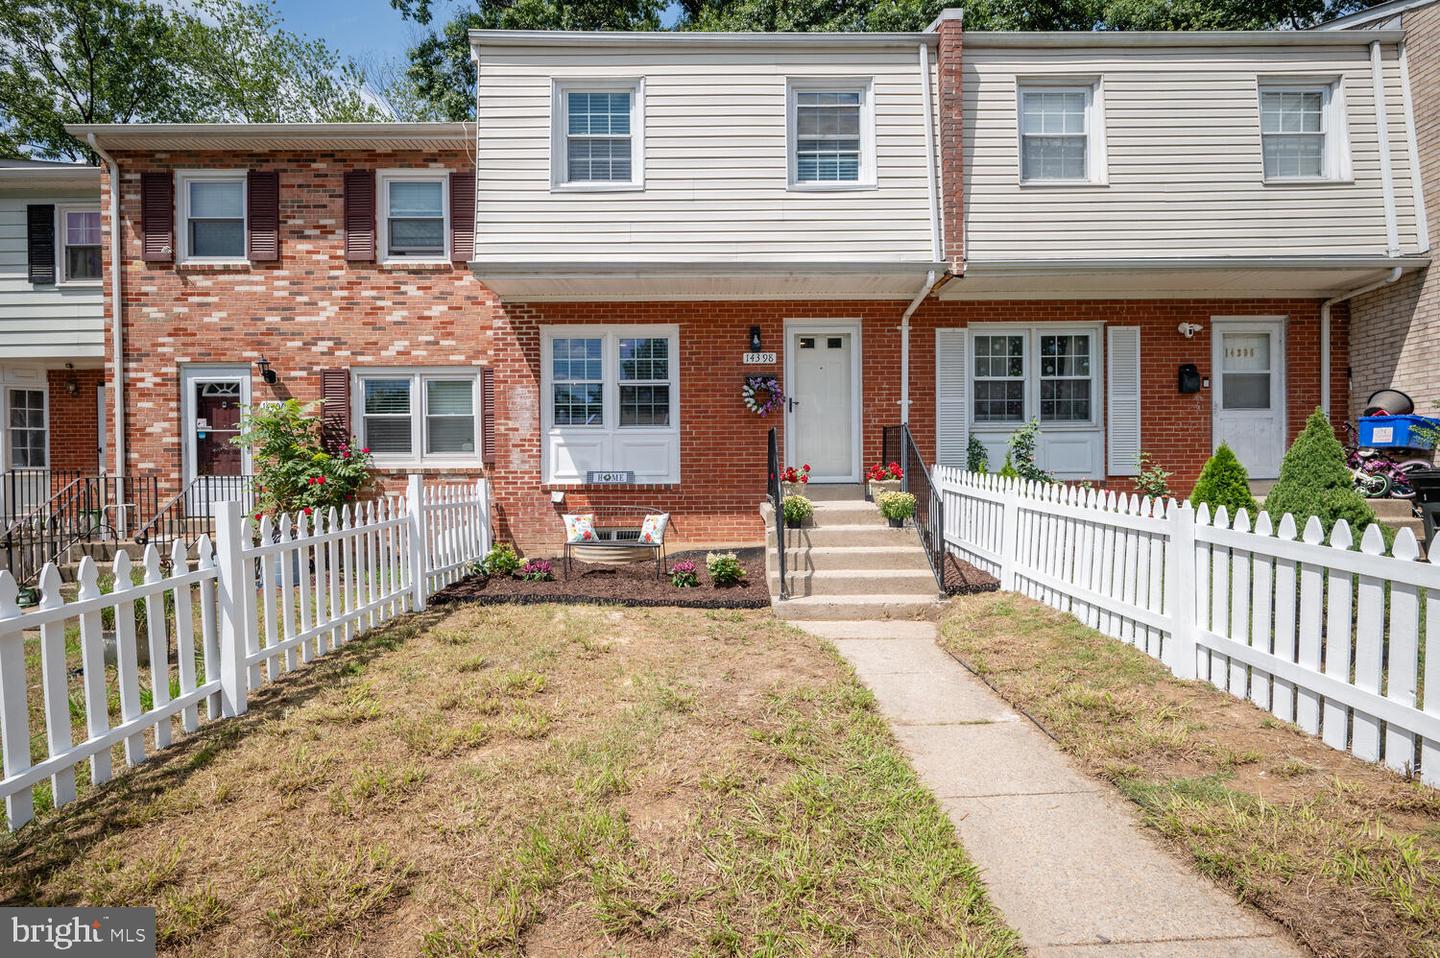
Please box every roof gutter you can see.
[1321,266,1405,418]
[964,29,1405,47]
[87,133,124,481]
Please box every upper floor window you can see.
[788,80,874,189]
[1017,81,1105,185]
[379,171,448,261]
[553,81,643,190]
[1259,83,1347,181]
[59,207,101,282]
[178,171,246,262]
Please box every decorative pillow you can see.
[639,513,670,544]
[563,513,597,543]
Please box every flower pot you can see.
[868,479,902,500]
[887,516,905,529]
[781,481,809,498]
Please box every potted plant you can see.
[779,463,811,497]
[866,461,904,500]
[876,491,916,528]
[782,494,814,527]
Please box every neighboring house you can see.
[69,11,1429,550]
[1319,0,1439,422]
[0,160,106,513]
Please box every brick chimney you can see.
[933,9,964,273]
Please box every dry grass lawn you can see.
[941,591,1440,958]
[2,602,1021,958]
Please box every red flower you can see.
[316,475,326,484]
[303,507,313,515]
[802,464,811,472]
[361,448,370,454]
[254,513,262,520]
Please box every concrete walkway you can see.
[796,620,1308,958]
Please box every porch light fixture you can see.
[1177,323,1204,339]
[255,356,278,384]
[749,326,762,351]
[63,363,79,397]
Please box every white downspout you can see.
[1371,41,1400,258]
[88,133,124,480]
[899,271,936,425]
[1321,266,1403,418]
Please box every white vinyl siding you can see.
[964,42,1420,260]
[0,190,104,359]
[477,42,936,262]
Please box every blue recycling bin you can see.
[1357,415,1440,449]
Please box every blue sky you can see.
[275,0,466,64]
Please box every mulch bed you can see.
[431,547,772,609]
[942,554,1000,596]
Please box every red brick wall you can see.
[46,368,104,473]
[936,16,964,269]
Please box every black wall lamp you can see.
[63,362,79,397]
[749,326,762,351]
[255,357,278,385]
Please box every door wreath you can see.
[742,376,783,416]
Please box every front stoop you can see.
[762,496,942,621]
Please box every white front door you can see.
[786,324,860,482]
[1212,320,1286,480]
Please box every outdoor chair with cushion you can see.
[562,507,669,579]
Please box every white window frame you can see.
[376,169,451,264]
[56,204,102,285]
[176,169,248,264]
[540,325,681,485]
[551,79,646,192]
[968,324,1104,432]
[1257,78,1351,183]
[351,368,483,468]
[1015,79,1108,186]
[786,77,877,191]
[5,386,48,470]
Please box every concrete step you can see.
[767,524,917,548]
[806,500,888,526]
[1368,497,1420,521]
[774,593,941,621]
[770,545,932,573]
[789,483,866,502]
[770,567,939,597]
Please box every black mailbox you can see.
[1178,364,1202,394]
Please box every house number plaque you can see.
[742,352,777,365]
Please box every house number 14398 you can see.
[743,352,777,365]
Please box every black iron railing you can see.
[767,427,787,600]
[0,469,83,527]
[883,424,945,593]
[135,474,256,557]
[2,474,159,588]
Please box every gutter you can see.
[897,271,938,425]
[1321,266,1405,418]
[1398,40,1431,252]
[87,133,124,482]
[469,260,949,276]
[1371,42,1401,257]
[964,29,1405,47]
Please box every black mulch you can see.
[430,547,772,610]
[942,553,1000,595]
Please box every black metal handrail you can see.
[135,474,256,556]
[0,469,83,527]
[883,424,945,593]
[767,427,787,600]
[2,474,159,588]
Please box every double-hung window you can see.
[1038,333,1093,423]
[553,81,643,190]
[59,207,101,282]
[972,334,1026,424]
[970,327,1099,428]
[355,370,481,464]
[178,171,246,262]
[8,388,47,469]
[788,80,873,188]
[1017,82,1104,184]
[379,171,448,261]
[542,326,680,484]
[1258,82,1345,181]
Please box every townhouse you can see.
[67,11,1429,551]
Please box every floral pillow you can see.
[563,513,597,543]
[639,513,670,544]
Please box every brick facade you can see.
[45,367,105,474]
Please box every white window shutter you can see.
[935,328,969,468]
[1107,326,1142,476]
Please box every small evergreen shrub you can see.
[1263,408,1379,539]
[877,491,917,521]
[669,560,699,588]
[966,436,989,473]
[478,542,521,578]
[998,452,1019,480]
[782,494,814,525]
[1008,419,1055,483]
[1133,451,1173,500]
[1189,444,1259,518]
[706,552,745,587]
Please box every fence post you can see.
[475,477,492,557]
[214,500,250,717]
[997,480,1020,591]
[1165,500,1199,680]
[407,474,427,612]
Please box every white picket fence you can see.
[935,466,1440,786]
[0,476,490,831]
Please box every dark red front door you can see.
[194,382,243,476]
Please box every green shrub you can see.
[781,494,813,525]
[966,436,989,473]
[877,491,916,521]
[233,399,373,518]
[706,551,745,587]
[1263,408,1378,539]
[1008,420,1055,483]
[1188,444,1259,518]
[1133,451,1173,500]
[997,452,1019,480]
[477,542,521,578]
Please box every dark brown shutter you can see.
[321,368,352,451]
[480,366,495,465]
[343,170,375,262]
[449,170,474,263]
[247,170,279,261]
[140,172,173,262]
[26,205,55,284]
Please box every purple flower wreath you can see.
[742,376,783,416]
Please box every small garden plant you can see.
[782,494,813,525]
[477,542,521,578]
[1133,451,1173,500]
[1007,419,1055,483]
[779,464,810,485]
[233,398,373,517]
[1264,407,1379,539]
[998,452,1019,480]
[877,491,917,523]
[518,558,553,582]
[706,551,746,587]
[966,435,989,473]
[865,462,904,481]
[1189,443,1259,518]
[669,559,699,588]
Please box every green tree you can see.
[1188,443,1259,519]
[1263,407,1379,539]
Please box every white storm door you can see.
[785,324,860,482]
[1212,320,1285,480]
